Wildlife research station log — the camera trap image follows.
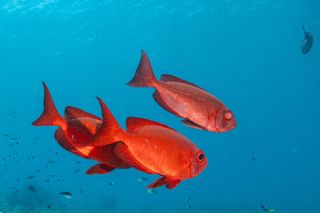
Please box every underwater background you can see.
[0,0,319,212]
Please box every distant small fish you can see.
[3,134,10,138]
[60,191,72,199]
[10,137,17,141]
[147,189,157,195]
[137,177,149,182]
[301,25,313,54]
[27,176,35,179]
[250,156,257,162]
[260,204,275,213]
[28,185,36,193]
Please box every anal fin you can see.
[86,163,115,175]
[148,176,181,189]
[148,177,166,188]
[182,119,204,130]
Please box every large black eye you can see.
[197,152,205,162]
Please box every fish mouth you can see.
[215,118,236,132]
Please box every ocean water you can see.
[0,0,319,212]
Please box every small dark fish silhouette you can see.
[250,156,257,162]
[28,185,36,193]
[301,25,313,54]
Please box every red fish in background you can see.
[87,97,208,189]
[32,82,130,174]
[128,51,236,133]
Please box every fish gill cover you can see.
[0,0,320,213]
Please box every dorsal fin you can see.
[161,74,207,91]
[65,106,101,121]
[126,117,176,132]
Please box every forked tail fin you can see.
[32,82,67,130]
[127,50,157,87]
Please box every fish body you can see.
[301,25,313,54]
[60,191,72,199]
[89,97,208,189]
[32,82,130,174]
[127,51,236,132]
[260,204,275,213]
[28,185,36,193]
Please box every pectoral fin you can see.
[114,143,155,175]
[153,91,183,117]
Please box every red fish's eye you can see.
[224,111,233,120]
[197,152,205,162]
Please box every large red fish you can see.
[32,82,130,174]
[128,51,236,132]
[87,97,208,189]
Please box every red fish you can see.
[32,82,130,174]
[127,51,236,132]
[87,97,208,189]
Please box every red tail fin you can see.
[127,50,157,87]
[88,97,125,146]
[32,82,67,130]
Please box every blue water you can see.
[0,0,319,212]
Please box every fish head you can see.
[212,108,236,132]
[188,149,208,178]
